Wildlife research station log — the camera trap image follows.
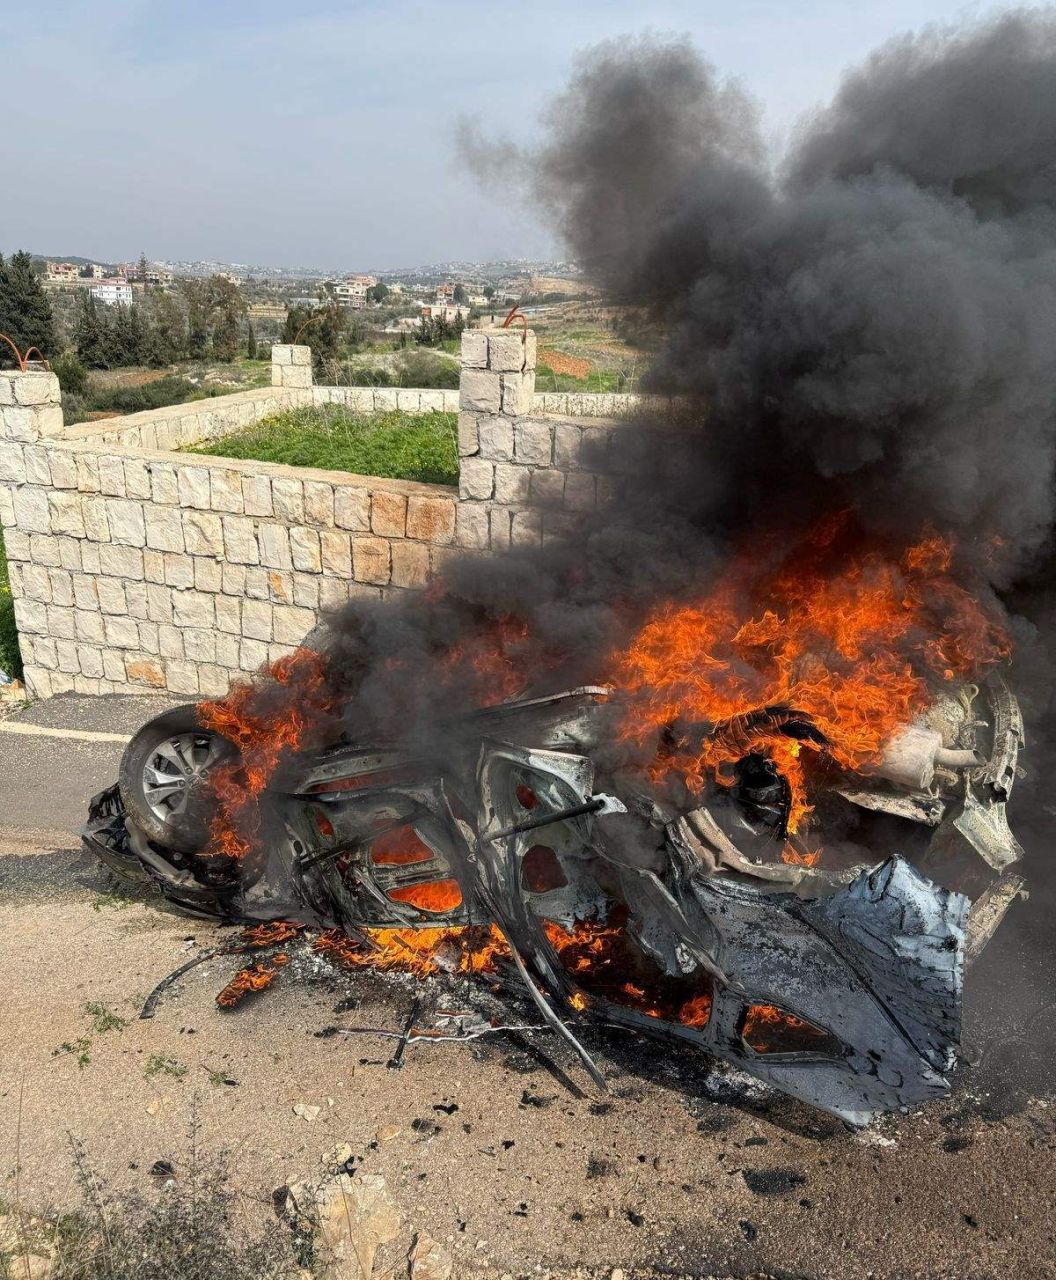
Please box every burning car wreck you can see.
[84,623,1026,1126]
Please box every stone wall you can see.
[0,331,636,698]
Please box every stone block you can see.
[460,331,488,369]
[125,580,148,619]
[371,490,407,537]
[290,526,321,573]
[177,465,212,509]
[12,371,61,407]
[96,578,127,615]
[103,494,144,545]
[530,469,566,507]
[143,549,164,582]
[390,541,430,588]
[239,638,270,671]
[215,633,240,667]
[352,536,391,585]
[459,370,501,414]
[419,390,445,412]
[511,509,543,547]
[292,574,319,609]
[223,515,260,564]
[514,420,553,465]
[158,625,184,659]
[75,454,100,493]
[272,477,304,523]
[502,373,535,417]
[166,660,200,694]
[459,457,494,501]
[182,510,224,557]
[373,388,398,411]
[164,553,195,589]
[406,494,455,544]
[47,492,86,538]
[259,524,293,570]
[124,459,153,500]
[395,390,421,413]
[279,363,312,390]
[58,537,82,570]
[13,598,47,634]
[194,557,223,593]
[304,481,334,527]
[487,331,527,373]
[99,455,126,497]
[184,629,217,663]
[55,639,80,674]
[335,485,370,531]
[320,530,351,576]
[21,563,52,601]
[319,577,351,611]
[145,505,185,552]
[455,502,490,549]
[215,595,242,634]
[103,615,139,649]
[29,534,60,567]
[13,487,50,533]
[489,507,511,551]
[47,605,76,638]
[98,545,143,579]
[146,583,173,624]
[493,462,531,506]
[211,469,244,513]
[0,444,26,484]
[136,620,159,652]
[457,412,479,457]
[49,451,78,489]
[242,474,273,517]
[564,472,598,512]
[151,464,179,505]
[273,605,316,645]
[242,598,273,642]
[222,563,247,595]
[172,590,215,629]
[478,416,514,461]
[82,496,110,542]
[78,645,105,679]
[23,445,51,486]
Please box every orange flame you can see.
[608,521,1009,833]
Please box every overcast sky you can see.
[1,0,999,271]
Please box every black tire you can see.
[118,705,239,854]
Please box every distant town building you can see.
[420,301,470,325]
[216,271,242,286]
[90,280,134,306]
[434,282,456,302]
[325,278,368,309]
[88,263,107,279]
[45,261,80,282]
[145,267,174,287]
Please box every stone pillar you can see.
[0,370,64,442]
[457,328,538,533]
[271,343,314,390]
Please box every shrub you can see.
[36,1139,301,1280]
[394,348,459,389]
[52,353,88,397]
[191,406,458,486]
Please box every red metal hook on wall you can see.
[0,334,49,372]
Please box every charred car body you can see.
[84,674,1025,1126]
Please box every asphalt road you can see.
[1,694,1054,1279]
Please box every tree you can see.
[367,281,389,304]
[137,252,149,283]
[182,280,213,357]
[452,283,467,304]
[246,319,258,360]
[483,285,495,300]
[141,288,187,366]
[0,250,56,364]
[208,275,246,361]
[74,292,108,368]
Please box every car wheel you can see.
[118,705,239,854]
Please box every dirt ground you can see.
[1,697,1055,1279]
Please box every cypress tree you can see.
[0,251,56,364]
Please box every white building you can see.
[419,302,470,325]
[90,281,134,306]
[325,278,368,309]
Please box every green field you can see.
[190,405,458,486]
